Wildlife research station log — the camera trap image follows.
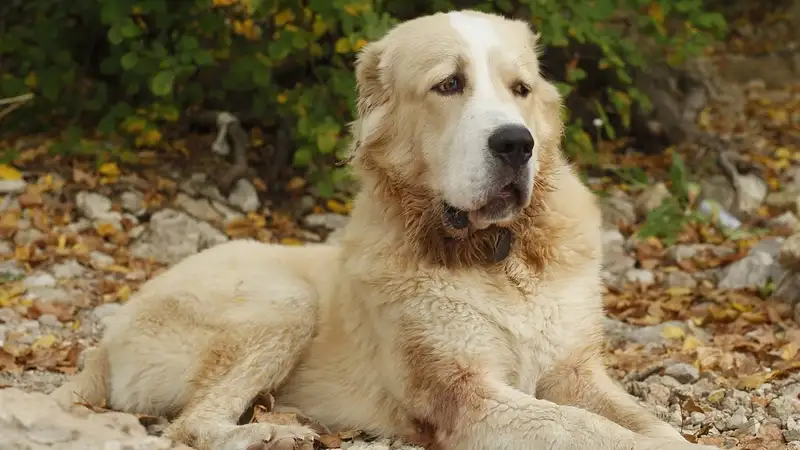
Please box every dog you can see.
[52,10,720,450]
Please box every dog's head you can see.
[350,10,568,266]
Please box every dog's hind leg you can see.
[163,320,318,450]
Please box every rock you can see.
[664,362,700,384]
[24,273,57,289]
[773,272,800,305]
[38,314,61,328]
[75,191,113,220]
[623,269,654,286]
[780,233,800,271]
[0,240,11,255]
[65,219,92,234]
[718,238,786,290]
[765,188,800,212]
[89,251,114,269]
[120,191,145,216]
[767,395,800,423]
[599,193,636,229]
[634,182,671,218]
[24,287,70,304]
[14,228,44,246]
[0,260,25,279]
[299,195,317,213]
[601,230,636,278]
[174,193,223,223]
[769,211,800,231]
[93,303,122,329]
[604,319,691,346]
[0,179,27,194]
[700,175,736,211]
[130,209,228,265]
[210,201,244,222]
[725,406,749,430]
[179,173,226,202]
[228,179,260,213]
[787,415,800,442]
[302,213,349,230]
[51,260,86,279]
[0,388,188,450]
[666,243,735,263]
[735,174,768,216]
[663,270,697,289]
[795,302,800,323]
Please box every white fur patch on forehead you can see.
[448,12,500,79]
[447,12,501,54]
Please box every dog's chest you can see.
[480,271,601,394]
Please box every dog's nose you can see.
[487,124,534,168]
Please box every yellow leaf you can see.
[95,222,118,237]
[116,285,132,302]
[32,334,57,350]
[343,4,358,16]
[326,199,350,215]
[661,325,685,340]
[707,390,725,403]
[312,18,328,37]
[666,287,692,297]
[353,39,368,52]
[647,3,665,24]
[737,371,776,390]
[280,237,304,246]
[274,9,295,26]
[25,72,37,88]
[0,164,22,180]
[123,116,147,134]
[334,38,351,54]
[98,162,121,177]
[276,93,288,104]
[682,335,701,352]
[72,320,81,331]
[697,108,711,129]
[780,343,799,361]
[775,147,791,159]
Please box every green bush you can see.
[0,0,726,196]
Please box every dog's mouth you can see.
[476,183,522,219]
[443,183,524,231]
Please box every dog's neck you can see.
[347,152,564,271]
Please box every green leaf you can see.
[107,27,123,45]
[121,52,138,70]
[317,131,337,154]
[252,69,271,88]
[293,146,313,167]
[149,71,175,97]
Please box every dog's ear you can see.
[354,40,388,119]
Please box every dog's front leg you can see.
[401,342,712,450]
[437,378,720,450]
[536,351,687,441]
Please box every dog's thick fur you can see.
[52,11,718,450]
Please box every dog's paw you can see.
[220,423,318,450]
[636,438,720,450]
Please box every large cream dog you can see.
[52,10,719,450]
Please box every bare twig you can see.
[0,93,34,122]
[189,110,251,192]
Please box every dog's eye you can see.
[433,75,464,95]
[511,81,531,98]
